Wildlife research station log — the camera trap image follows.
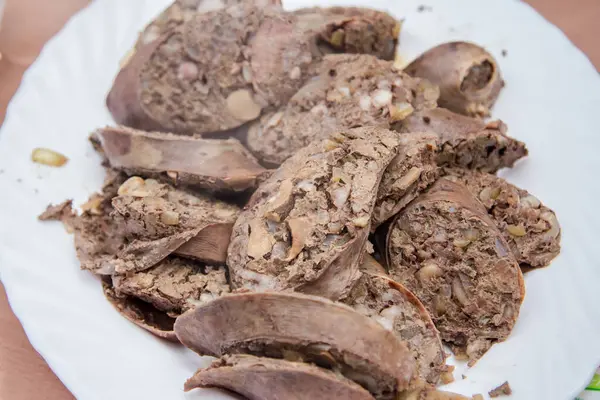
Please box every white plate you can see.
[1,0,599,399]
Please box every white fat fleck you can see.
[237,269,278,291]
[197,0,225,12]
[338,87,350,97]
[375,305,403,331]
[359,95,372,111]
[381,290,396,303]
[372,90,393,107]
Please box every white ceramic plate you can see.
[1,0,599,399]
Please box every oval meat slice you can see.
[95,127,267,193]
[108,4,400,135]
[247,54,436,167]
[344,258,448,385]
[184,354,374,400]
[445,169,561,268]
[397,108,527,173]
[228,126,402,300]
[404,42,504,118]
[174,291,416,399]
[102,279,178,341]
[386,179,525,364]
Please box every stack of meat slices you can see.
[40,1,562,399]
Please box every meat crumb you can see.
[473,395,484,400]
[417,5,432,12]
[462,374,467,380]
[501,49,508,57]
[38,200,74,221]
[489,381,512,397]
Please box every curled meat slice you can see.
[404,42,504,117]
[344,257,448,385]
[228,126,402,300]
[445,169,561,268]
[247,54,436,166]
[184,354,374,400]
[108,4,400,135]
[397,108,527,173]
[175,291,416,399]
[387,179,525,364]
[95,126,267,193]
[102,279,177,341]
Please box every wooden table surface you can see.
[0,0,598,399]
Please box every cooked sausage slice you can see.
[228,126,402,300]
[95,126,267,193]
[175,291,416,399]
[344,258,448,385]
[108,5,401,135]
[404,42,504,118]
[184,354,375,400]
[247,54,436,167]
[397,108,527,173]
[445,169,561,268]
[112,257,230,314]
[387,179,525,364]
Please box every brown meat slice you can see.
[228,126,402,300]
[343,263,448,385]
[445,170,561,268]
[108,4,400,135]
[373,133,440,228]
[247,54,438,166]
[133,0,282,51]
[111,176,239,266]
[185,354,374,399]
[174,292,416,399]
[112,257,230,314]
[94,126,267,193]
[71,171,129,275]
[102,279,178,341]
[293,6,401,61]
[386,179,525,364]
[404,42,504,118]
[73,173,238,275]
[397,108,527,173]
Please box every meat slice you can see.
[293,6,401,61]
[174,292,416,399]
[397,108,527,173]
[112,176,239,266]
[102,279,178,341]
[343,264,448,385]
[373,133,440,228]
[446,170,561,268]
[227,126,402,300]
[386,179,525,364]
[71,171,129,275]
[112,257,230,314]
[71,173,238,275]
[108,4,400,135]
[247,54,437,166]
[184,354,374,400]
[133,0,282,51]
[94,126,267,193]
[404,42,504,118]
